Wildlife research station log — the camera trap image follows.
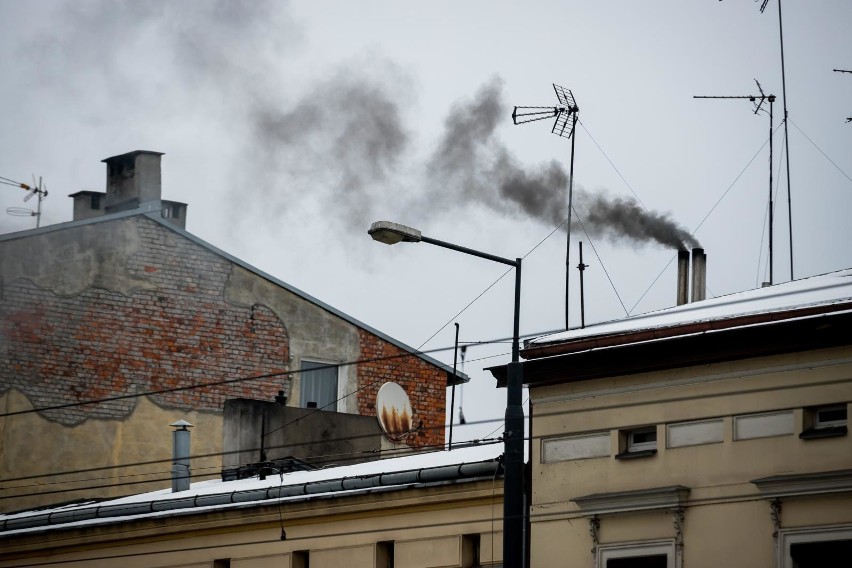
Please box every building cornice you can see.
[572,485,691,516]
[752,469,852,499]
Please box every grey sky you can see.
[2,1,851,442]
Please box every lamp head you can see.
[368,221,422,245]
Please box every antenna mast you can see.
[760,0,794,280]
[512,83,579,329]
[695,80,777,284]
[2,175,48,228]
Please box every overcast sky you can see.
[2,1,851,443]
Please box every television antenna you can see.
[2,175,48,228]
[512,83,579,329]
[695,80,778,284]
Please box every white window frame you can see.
[626,426,658,453]
[814,404,847,429]
[596,539,677,568]
[777,524,852,568]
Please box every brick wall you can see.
[357,329,446,448]
[0,217,289,425]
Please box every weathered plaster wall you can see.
[0,389,222,513]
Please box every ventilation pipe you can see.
[171,419,193,493]
[676,250,690,306]
[691,248,707,302]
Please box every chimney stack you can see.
[171,419,193,493]
[102,150,164,213]
[691,248,707,302]
[676,250,690,306]
[68,150,188,228]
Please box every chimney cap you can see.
[170,419,193,429]
[101,150,165,164]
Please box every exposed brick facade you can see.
[1,218,289,425]
[1,215,447,449]
[357,330,446,448]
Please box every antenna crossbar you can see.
[512,106,559,125]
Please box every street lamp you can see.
[368,220,525,568]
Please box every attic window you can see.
[616,426,657,459]
[800,405,848,440]
[90,194,101,210]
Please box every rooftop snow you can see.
[0,443,503,535]
[528,269,852,347]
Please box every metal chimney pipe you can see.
[171,419,193,492]
[691,248,706,302]
[676,250,690,305]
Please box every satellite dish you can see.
[376,382,413,441]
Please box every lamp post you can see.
[368,221,525,568]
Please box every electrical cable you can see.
[5,369,851,501]
[1,487,803,568]
[577,120,648,210]
[789,118,852,185]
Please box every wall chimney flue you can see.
[691,248,706,302]
[170,419,193,493]
[676,250,690,306]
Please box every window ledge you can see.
[799,426,847,440]
[615,449,658,460]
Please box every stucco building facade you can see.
[492,268,852,567]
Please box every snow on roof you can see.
[0,443,503,535]
[529,269,852,347]
[108,442,502,506]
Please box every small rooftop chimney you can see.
[171,419,193,493]
[102,150,164,213]
[676,250,690,306]
[691,248,707,302]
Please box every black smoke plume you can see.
[427,78,699,250]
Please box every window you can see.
[376,541,394,568]
[90,194,101,210]
[598,541,675,568]
[462,534,481,568]
[616,426,657,459]
[292,550,310,568]
[779,526,852,568]
[300,360,339,411]
[815,405,847,428]
[800,404,848,439]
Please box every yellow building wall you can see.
[529,346,852,567]
[0,388,223,513]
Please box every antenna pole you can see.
[448,322,460,451]
[513,83,579,332]
[577,241,588,329]
[694,85,776,286]
[768,96,775,285]
[36,177,44,228]
[565,112,578,330]
[776,0,793,281]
